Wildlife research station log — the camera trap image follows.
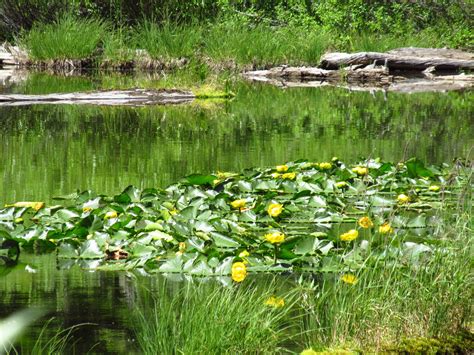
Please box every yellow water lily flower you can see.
[352,166,368,176]
[267,203,283,217]
[170,208,178,215]
[231,262,247,282]
[264,296,285,308]
[230,199,247,209]
[358,216,374,229]
[282,172,296,180]
[335,181,348,188]
[5,202,45,211]
[340,229,359,241]
[104,211,118,219]
[319,162,332,170]
[429,185,440,192]
[271,172,281,179]
[239,250,250,258]
[300,348,318,355]
[264,231,285,244]
[341,273,358,285]
[379,222,394,234]
[179,242,186,253]
[276,165,289,173]
[397,194,410,204]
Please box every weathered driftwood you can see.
[245,65,394,83]
[320,48,474,71]
[0,89,195,106]
[245,71,474,93]
[0,44,18,66]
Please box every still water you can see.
[0,72,472,353]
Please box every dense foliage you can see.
[1,0,472,49]
[1,158,470,279]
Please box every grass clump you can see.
[204,23,331,67]
[19,14,107,61]
[134,281,295,354]
[132,21,202,61]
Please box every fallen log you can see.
[245,65,394,83]
[320,48,474,71]
[0,89,195,106]
[244,69,474,93]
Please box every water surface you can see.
[0,72,472,353]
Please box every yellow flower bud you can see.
[341,273,358,285]
[319,162,332,170]
[358,216,373,229]
[239,250,250,258]
[379,222,394,234]
[104,211,118,219]
[429,185,440,192]
[230,199,246,209]
[231,262,247,282]
[281,172,296,180]
[264,231,285,244]
[267,203,283,217]
[276,165,289,173]
[340,229,359,241]
[397,194,410,204]
[264,296,285,308]
[352,166,368,176]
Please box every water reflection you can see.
[1,76,472,203]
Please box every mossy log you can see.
[320,47,474,71]
[0,89,195,106]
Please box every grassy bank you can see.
[11,2,472,73]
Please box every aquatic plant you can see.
[134,281,295,354]
[0,158,470,280]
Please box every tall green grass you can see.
[132,21,202,61]
[16,10,471,69]
[203,24,331,67]
[134,280,297,354]
[19,14,107,61]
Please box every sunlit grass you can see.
[19,14,107,61]
[134,280,297,354]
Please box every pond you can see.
[0,72,472,353]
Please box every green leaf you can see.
[56,209,80,221]
[57,242,78,258]
[406,158,435,178]
[294,237,317,255]
[185,174,217,186]
[210,232,240,248]
[159,256,183,273]
[78,240,104,259]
